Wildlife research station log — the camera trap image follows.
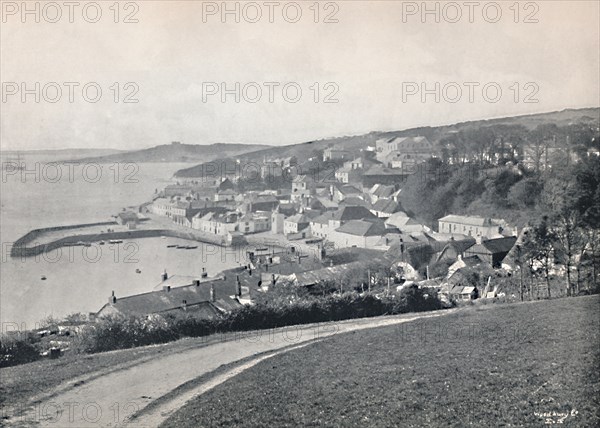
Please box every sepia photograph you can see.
[1,1,599,426]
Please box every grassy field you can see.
[162,296,600,427]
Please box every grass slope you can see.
[163,296,600,427]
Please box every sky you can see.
[1,0,599,151]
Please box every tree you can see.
[529,216,556,298]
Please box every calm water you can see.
[0,159,242,327]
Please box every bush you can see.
[71,290,445,355]
[73,315,179,353]
[0,335,40,368]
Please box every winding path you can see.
[9,310,455,427]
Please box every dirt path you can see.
[8,310,455,427]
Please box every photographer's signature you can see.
[535,409,578,424]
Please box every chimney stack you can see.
[109,291,117,304]
[163,285,171,292]
[162,269,168,281]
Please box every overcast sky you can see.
[1,1,599,151]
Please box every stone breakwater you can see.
[10,222,247,258]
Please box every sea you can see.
[0,155,243,329]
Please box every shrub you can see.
[71,290,445,355]
[0,334,40,368]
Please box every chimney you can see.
[476,235,485,245]
[271,273,276,285]
[109,291,117,304]
[201,267,208,278]
[163,285,171,292]
[194,279,201,286]
[210,284,216,302]
[162,269,168,281]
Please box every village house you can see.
[96,279,242,319]
[239,194,279,214]
[161,184,194,198]
[292,261,369,288]
[367,184,396,204]
[261,160,285,179]
[433,238,477,265]
[330,184,364,203]
[327,219,387,249]
[151,198,174,217]
[375,136,435,164]
[464,236,517,268]
[370,199,401,218]
[192,211,240,236]
[384,212,430,233]
[323,147,352,162]
[284,213,312,235]
[438,214,516,239]
[116,211,140,229]
[362,165,411,187]
[214,189,236,202]
[238,212,271,234]
[291,175,316,202]
[310,206,377,239]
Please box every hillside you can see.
[174,107,599,178]
[163,296,600,428]
[64,142,270,164]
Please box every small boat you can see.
[176,245,187,249]
[84,243,92,247]
[135,269,142,274]
[109,240,123,244]
[41,276,47,280]
[186,246,198,250]
[167,244,178,248]
[99,241,105,245]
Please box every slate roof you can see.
[335,219,387,237]
[285,214,311,224]
[369,184,396,199]
[294,261,366,287]
[438,215,498,227]
[340,196,372,208]
[372,199,401,214]
[98,280,240,317]
[469,236,517,254]
[363,165,410,176]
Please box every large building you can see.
[375,136,435,166]
[438,215,515,239]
